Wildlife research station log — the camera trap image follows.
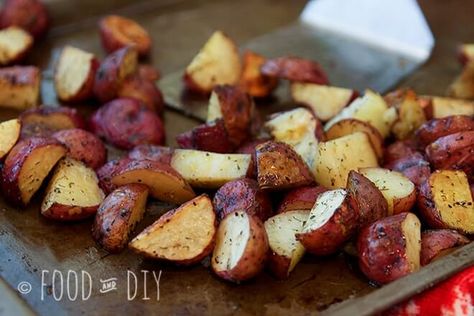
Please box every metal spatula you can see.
[159,0,434,121]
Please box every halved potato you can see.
[264,210,309,279]
[0,66,40,110]
[0,118,21,159]
[92,184,149,253]
[1,137,66,206]
[314,132,379,188]
[129,194,216,265]
[360,167,416,215]
[110,159,195,204]
[239,50,278,98]
[170,149,251,189]
[325,118,384,159]
[390,89,426,140]
[0,26,33,65]
[184,31,241,93]
[420,229,470,266]
[418,170,474,234]
[41,158,105,221]
[212,211,268,282]
[419,96,474,118]
[291,82,356,121]
[448,62,474,99]
[277,185,328,213]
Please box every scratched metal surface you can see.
[0,0,473,315]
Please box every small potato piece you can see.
[256,141,314,190]
[448,62,474,100]
[0,118,21,159]
[117,75,164,112]
[176,119,233,153]
[239,51,278,98]
[346,170,388,227]
[92,184,149,253]
[357,213,421,285]
[54,46,99,102]
[420,229,470,266]
[390,89,426,140]
[296,189,358,255]
[325,118,384,159]
[277,185,328,213]
[415,115,474,149]
[265,210,309,279]
[1,137,66,206]
[212,211,268,282]
[261,56,329,84]
[130,194,216,265]
[96,158,134,194]
[184,31,241,93]
[128,145,173,165]
[291,82,356,121]
[213,178,272,222]
[360,167,416,215]
[385,153,431,187]
[420,96,474,118]
[52,128,107,170]
[314,132,379,189]
[99,15,151,56]
[110,159,195,204]
[0,66,40,110]
[0,0,49,39]
[170,149,251,189]
[236,138,269,178]
[458,44,474,66]
[0,26,32,65]
[41,158,105,221]
[418,170,474,234]
[93,46,138,102]
[425,131,474,178]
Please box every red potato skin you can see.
[176,119,234,153]
[383,140,419,166]
[96,158,134,194]
[0,0,49,39]
[236,138,269,179]
[415,115,474,149]
[267,251,293,280]
[213,178,272,222]
[52,128,107,170]
[277,186,328,213]
[128,145,173,165]
[420,229,470,266]
[260,57,329,84]
[357,213,418,285]
[384,153,431,187]
[117,75,164,112]
[42,204,99,222]
[1,137,65,207]
[296,194,359,255]
[138,64,160,82]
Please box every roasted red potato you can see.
[420,96,474,118]
[0,118,21,160]
[383,140,419,165]
[425,131,474,178]
[448,62,474,100]
[117,75,164,112]
[0,66,40,110]
[184,31,241,94]
[213,178,272,222]
[389,89,427,140]
[239,51,278,98]
[99,15,151,56]
[96,158,134,194]
[261,56,329,84]
[92,184,149,253]
[420,229,470,266]
[291,82,356,121]
[385,153,431,187]
[137,64,160,82]
[346,170,388,227]
[296,189,358,255]
[265,210,309,279]
[357,212,421,285]
[418,170,474,234]
[277,185,328,213]
[170,149,251,189]
[54,46,99,102]
[130,194,216,265]
[52,128,107,170]
[457,44,474,66]
[1,137,66,206]
[176,119,233,153]
[93,46,138,102]
[41,158,105,221]
[0,0,49,39]
[0,26,32,65]
[212,211,268,282]
[236,138,269,179]
[109,159,195,204]
[128,145,173,165]
[415,115,474,149]
[89,98,165,150]
[256,141,314,190]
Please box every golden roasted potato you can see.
[239,51,278,98]
[0,118,21,160]
[420,229,470,266]
[415,115,474,149]
[0,26,32,65]
[260,56,329,84]
[390,89,426,140]
[96,158,133,194]
[92,184,149,253]
[448,61,474,99]
[0,66,40,110]
[277,185,328,213]
[418,170,474,234]
[130,194,216,265]
[0,0,49,39]
[41,158,105,221]
[419,96,474,118]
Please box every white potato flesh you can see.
[0,119,21,159]
[0,27,32,65]
[423,96,474,118]
[302,189,346,233]
[206,90,223,122]
[401,213,421,273]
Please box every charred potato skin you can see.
[92,184,149,253]
[213,178,272,222]
[236,138,269,179]
[260,57,329,84]
[415,115,474,149]
[277,186,328,213]
[420,229,470,266]
[239,51,278,98]
[0,0,49,39]
[128,145,174,165]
